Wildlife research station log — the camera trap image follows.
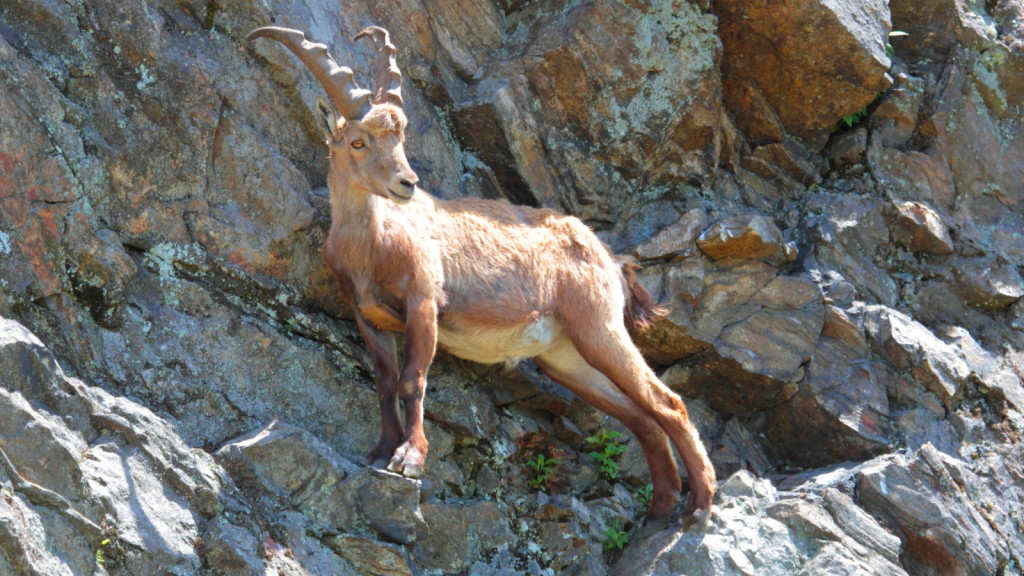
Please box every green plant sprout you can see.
[586,428,627,481]
[830,106,868,133]
[527,454,558,489]
[887,30,908,57]
[601,518,629,550]
[96,538,111,566]
[634,483,653,508]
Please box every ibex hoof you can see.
[697,507,713,528]
[641,515,670,538]
[386,441,425,478]
[681,507,713,532]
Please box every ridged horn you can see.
[354,26,403,107]
[247,26,373,120]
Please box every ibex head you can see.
[248,26,419,205]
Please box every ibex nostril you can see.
[400,179,416,188]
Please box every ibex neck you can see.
[327,171,380,230]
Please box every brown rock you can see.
[421,0,504,79]
[697,214,797,266]
[742,140,823,187]
[722,76,787,147]
[870,145,956,208]
[889,0,999,61]
[513,0,723,224]
[450,75,563,208]
[893,201,955,255]
[716,0,893,149]
[870,73,925,147]
[716,275,825,382]
[929,56,1024,250]
[324,535,417,576]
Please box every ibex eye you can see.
[351,140,364,149]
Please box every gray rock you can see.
[419,500,514,573]
[0,316,242,574]
[203,517,264,576]
[610,471,907,576]
[857,443,1022,576]
[634,209,709,262]
[952,260,1024,310]
[215,420,360,505]
[864,306,971,409]
[823,489,902,564]
[217,424,427,543]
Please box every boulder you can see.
[741,140,823,188]
[823,127,868,170]
[807,193,899,306]
[715,0,892,149]
[870,145,957,209]
[889,0,999,61]
[667,272,824,415]
[870,72,926,147]
[0,316,240,574]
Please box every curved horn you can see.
[247,26,372,120]
[354,26,403,107]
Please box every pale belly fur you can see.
[437,314,564,367]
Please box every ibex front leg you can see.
[388,295,436,477]
[354,314,404,468]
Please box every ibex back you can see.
[248,24,716,534]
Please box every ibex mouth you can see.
[387,188,414,205]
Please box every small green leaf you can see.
[888,30,909,37]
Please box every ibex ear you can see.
[314,96,340,143]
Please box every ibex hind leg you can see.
[535,338,682,537]
[561,312,717,523]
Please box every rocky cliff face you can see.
[1,0,1023,574]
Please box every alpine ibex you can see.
[248,25,715,532]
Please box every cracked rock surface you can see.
[2,0,1024,573]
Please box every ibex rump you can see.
[248,25,716,533]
